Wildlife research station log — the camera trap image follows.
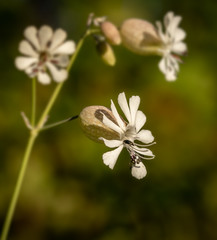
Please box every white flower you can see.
[156,11,187,81]
[99,92,155,179]
[15,25,76,84]
[86,13,107,28]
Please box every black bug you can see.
[123,139,133,145]
[123,140,141,168]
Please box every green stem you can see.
[36,81,64,129]
[31,77,36,127]
[41,115,79,131]
[0,27,94,240]
[67,28,95,71]
[0,132,37,240]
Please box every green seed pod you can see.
[96,41,116,66]
[100,21,122,45]
[120,18,163,55]
[79,106,120,143]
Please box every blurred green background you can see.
[0,0,217,239]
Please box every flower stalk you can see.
[31,77,36,127]
[0,132,36,240]
[0,27,95,240]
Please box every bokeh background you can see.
[0,0,217,239]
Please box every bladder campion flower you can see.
[79,92,155,179]
[15,25,76,84]
[156,11,187,81]
[120,11,187,81]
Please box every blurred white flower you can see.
[100,92,155,179]
[86,13,107,28]
[156,11,187,81]
[15,25,76,84]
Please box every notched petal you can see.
[131,161,147,179]
[53,41,76,55]
[24,26,40,50]
[100,137,122,148]
[38,25,53,50]
[19,40,38,57]
[135,110,146,133]
[136,129,154,144]
[49,28,67,51]
[102,145,123,169]
[15,57,38,70]
[38,71,51,84]
[46,62,68,82]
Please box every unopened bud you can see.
[100,21,122,45]
[120,18,163,55]
[96,41,116,66]
[79,106,120,143]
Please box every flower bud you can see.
[79,106,120,143]
[96,41,116,66]
[100,21,122,45]
[120,18,163,55]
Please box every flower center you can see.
[39,51,50,66]
[124,125,136,141]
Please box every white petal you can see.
[15,57,38,70]
[19,40,38,57]
[46,62,68,82]
[165,13,182,36]
[37,72,51,84]
[129,95,140,125]
[164,12,175,28]
[133,146,154,157]
[131,161,147,179]
[158,56,178,81]
[118,92,131,123]
[135,110,146,132]
[52,41,76,54]
[166,72,176,81]
[52,55,70,67]
[174,28,186,42]
[156,21,166,42]
[158,57,167,74]
[168,55,179,71]
[101,113,123,134]
[25,64,37,77]
[38,25,53,50]
[100,138,122,148]
[102,145,123,169]
[172,42,187,54]
[110,100,126,130]
[170,15,182,31]
[49,28,67,51]
[24,26,40,50]
[136,130,154,144]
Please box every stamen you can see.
[124,139,155,161]
[39,51,49,65]
[134,141,156,147]
[123,139,133,145]
[135,153,155,160]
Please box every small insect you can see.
[123,139,133,146]
[123,140,141,168]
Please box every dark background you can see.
[0,0,217,239]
